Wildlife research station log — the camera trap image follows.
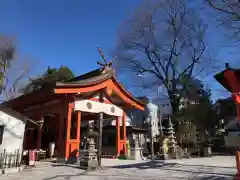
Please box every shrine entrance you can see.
[64,94,129,161]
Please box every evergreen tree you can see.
[22,66,75,94]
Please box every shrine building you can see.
[1,61,145,161]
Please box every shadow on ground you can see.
[110,160,176,169]
[110,160,235,178]
[43,160,235,180]
[51,163,83,170]
[43,171,87,180]
[195,175,235,180]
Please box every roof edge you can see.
[0,107,39,126]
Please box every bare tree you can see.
[0,35,15,92]
[115,0,210,117]
[1,56,37,101]
[206,0,240,41]
[0,36,37,102]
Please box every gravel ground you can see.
[0,156,237,180]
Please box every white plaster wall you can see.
[0,111,25,153]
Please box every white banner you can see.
[74,99,123,117]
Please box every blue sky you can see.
[0,0,238,100]
[1,0,139,75]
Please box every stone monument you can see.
[80,122,98,170]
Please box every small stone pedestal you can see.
[80,138,98,170]
[130,148,142,160]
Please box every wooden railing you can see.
[0,149,21,169]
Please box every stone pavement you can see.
[0,156,237,180]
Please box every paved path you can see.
[0,156,237,180]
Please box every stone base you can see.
[130,148,143,160]
[80,159,98,170]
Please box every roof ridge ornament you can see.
[97,47,116,74]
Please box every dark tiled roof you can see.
[55,67,114,87]
[67,68,103,82]
[1,66,144,110]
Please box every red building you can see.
[2,64,144,161]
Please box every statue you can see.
[80,122,99,169]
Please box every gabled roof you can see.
[2,66,144,111]
[54,67,144,110]
[56,67,114,87]
[67,68,104,82]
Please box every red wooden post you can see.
[116,116,120,157]
[65,103,73,160]
[123,112,127,156]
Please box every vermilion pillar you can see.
[116,116,120,157]
[116,112,127,157]
[122,112,127,156]
[65,102,73,160]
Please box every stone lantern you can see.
[80,122,99,170]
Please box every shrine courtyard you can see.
[0,156,236,180]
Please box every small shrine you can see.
[1,48,145,165]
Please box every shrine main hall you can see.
[1,60,145,161]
